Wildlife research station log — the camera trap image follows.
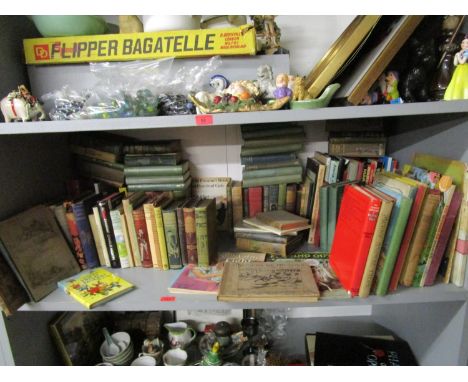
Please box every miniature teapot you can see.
[164,322,196,349]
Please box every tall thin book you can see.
[218,262,320,302]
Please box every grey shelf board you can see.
[1,100,468,135]
[18,267,468,313]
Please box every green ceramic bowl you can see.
[290,83,341,110]
[30,15,109,37]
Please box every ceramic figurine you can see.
[273,73,293,99]
[200,342,222,366]
[384,71,403,104]
[251,15,282,54]
[194,74,230,114]
[444,34,468,100]
[291,76,311,101]
[256,64,276,99]
[1,85,46,122]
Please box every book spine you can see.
[154,206,169,270]
[243,166,303,179]
[241,126,304,139]
[240,152,297,166]
[242,174,303,188]
[124,155,180,166]
[123,140,181,154]
[278,183,287,210]
[183,206,198,265]
[247,187,263,217]
[52,204,73,248]
[132,208,153,268]
[119,212,134,267]
[64,202,88,270]
[244,159,301,171]
[242,188,249,217]
[269,184,279,211]
[231,182,244,226]
[286,184,297,213]
[388,185,427,291]
[308,165,326,246]
[71,202,99,268]
[88,214,106,267]
[124,163,188,176]
[329,141,386,157]
[235,231,289,244]
[125,174,188,185]
[195,205,213,267]
[127,180,191,192]
[236,237,287,257]
[319,187,328,251]
[98,202,121,268]
[424,191,462,286]
[162,210,182,269]
[176,206,188,265]
[411,200,444,287]
[70,144,118,163]
[243,135,305,148]
[144,204,162,269]
[92,206,111,267]
[327,186,338,252]
[262,185,269,212]
[358,200,393,298]
[110,210,131,268]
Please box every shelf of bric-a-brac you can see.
[0,100,468,135]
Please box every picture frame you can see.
[333,16,424,105]
[304,15,381,99]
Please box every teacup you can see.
[163,348,188,366]
[131,355,156,366]
[164,322,196,349]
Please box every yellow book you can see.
[154,204,170,270]
[58,268,135,309]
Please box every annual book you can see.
[254,210,309,231]
[57,268,135,309]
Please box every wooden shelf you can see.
[1,100,468,135]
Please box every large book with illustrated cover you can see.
[58,268,134,309]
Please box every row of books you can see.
[329,156,466,297]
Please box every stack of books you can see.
[123,140,192,197]
[327,152,465,298]
[235,210,310,257]
[240,123,305,218]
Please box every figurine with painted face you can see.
[384,71,403,104]
[444,35,468,100]
[273,73,292,99]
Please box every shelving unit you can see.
[1,15,468,366]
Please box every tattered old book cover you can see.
[58,268,134,309]
[218,262,319,302]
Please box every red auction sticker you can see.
[195,114,213,125]
[160,296,176,302]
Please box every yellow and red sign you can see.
[24,25,257,65]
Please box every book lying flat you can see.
[243,216,310,236]
[58,268,135,309]
[218,262,320,302]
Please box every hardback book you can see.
[358,186,395,298]
[0,205,81,302]
[371,184,413,296]
[123,139,181,155]
[0,244,29,316]
[231,181,243,226]
[183,197,201,265]
[191,177,232,232]
[109,205,132,269]
[242,173,303,188]
[91,206,111,267]
[234,222,298,236]
[255,210,310,231]
[285,183,297,213]
[49,203,73,248]
[319,186,328,250]
[235,234,303,257]
[124,160,190,177]
[124,152,182,166]
[98,192,125,268]
[399,190,442,287]
[306,158,326,246]
[87,212,107,267]
[218,262,320,302]
[241,125,304,139]
[243,159,301,172]
[125,171,190,185]
[168,264,223,295]
[240,152,297,166]
[133,205,153,268]
[126,177,192,192]
[234,231,291,244]
[195,198,218,267]
[248,186,263,217]
[175,199,190,265]
[240,143,303,157]
[63,200,88,270]
[328,138,386,157]
[162,200,183,270]
[242,134,306,148]
[58,268,134,309]
[308,332,418,366]
[278,183,287,210]
[122,192,150,267]
[329,184,382,297]
[242,165,303,180]
[76,158,125,184]
[243,216,311,236]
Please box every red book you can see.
[424,190,462,286]
[63,201,88,270]
[132,206,153,268]
[388,183,427,291]
[329,184,382,296]
[248,186,263,217]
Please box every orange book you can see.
[329,185,382,296]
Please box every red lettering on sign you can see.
[195,114,213,125]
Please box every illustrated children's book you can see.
[58,268,135,309]
[168,263,224,295]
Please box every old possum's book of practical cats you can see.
[218,262,320,302]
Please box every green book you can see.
[124,161,190,176]
[242,174,303,188]
[327,185,337,252]
[127,177,192,192]
[243,159,301,171]
[412,200,444,287]
[241,126,304,139]
[240,143,303,157]
[195,198,217,267]
[278,183,287,210]
[319,186,329,251]
[162,200,183,269]
[243,165,303,180]
[124,152,182,166]
[125,171,190,185]
[242,134,305,147]
[373,185,413,296]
